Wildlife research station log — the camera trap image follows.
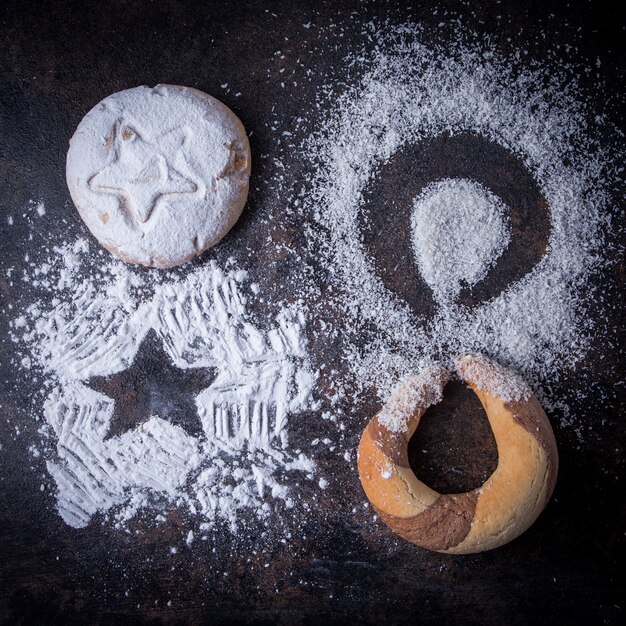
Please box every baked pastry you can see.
[66,84,251,268]
[357,355,558,554]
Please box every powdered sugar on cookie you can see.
[455,354,532,403]
[66,85,251,268]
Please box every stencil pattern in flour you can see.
[20,253,316,529]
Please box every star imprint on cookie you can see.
[89,122,199,224]
[88,329,216,440]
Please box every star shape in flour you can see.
[89,121,199,223]
[88,330,216,439]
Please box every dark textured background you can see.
[0,1,624,624]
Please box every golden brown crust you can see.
[508,396,559,493]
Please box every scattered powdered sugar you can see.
[411,178,510,304]
[378,366,449,433]
[455,354,532,403]
[11,239,318,531]
[298,24,620,407]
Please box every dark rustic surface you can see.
[0,1,624,624]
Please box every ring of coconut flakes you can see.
[66,84,251,268]
[357,355,559,554]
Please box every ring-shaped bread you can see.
[357,355,558,554]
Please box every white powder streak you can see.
[455,354,532,403]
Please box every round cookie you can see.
[66,84,251,268]
[357,355,559,554]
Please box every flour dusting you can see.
[378,366,449,434]
[7,20,623,539]
[297,23,620,411]
[11,240,317,531]
[411,178,511,304]
[455,354,532,403]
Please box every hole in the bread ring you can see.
[408,379,498,494]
